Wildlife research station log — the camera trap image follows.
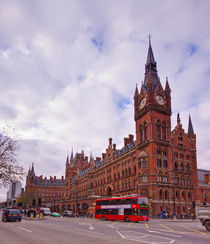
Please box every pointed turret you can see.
[89,152,93,162]
[134,84,139,100]
[188,115,194,135]
[70,148,73,160]
[165,77,171,94]
[66,153,69,165]
[144,36,160,91]
[31,162,35,175]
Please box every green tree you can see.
[0,124,24,187]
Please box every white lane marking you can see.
[88,224,95,230]
[107,224,114,229]
[18,227,32,233]
[146,230,182,238]
[116,231,126,239]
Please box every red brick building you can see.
[55,40,209,216]
[25,163,65,208]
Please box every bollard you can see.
[30,213,34,219]
[173,215,176,221]
[39,213,43,219]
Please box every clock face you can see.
[156,95,165,105]
[139,97,147,109]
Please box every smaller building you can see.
[25,163,65,209]
[197,169,210,206]
[6,181,22,207]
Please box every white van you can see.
[40,207,51,216]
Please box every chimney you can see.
[124,138,129,147]
[61,176,64,180]
[109,138,112,146]
[54,176,56,180]
[85,156,88,161]
[102,153,106,160]
[129,134,134,143]
[45,177,47,180]
[96,157,101,161]
[113,144,116,151]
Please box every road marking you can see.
[159,223,174,232]
[88,224,95,230]
[146,230,182,238]
[107,224,114,228]
[116,231,126,239]
[144,223,149,229]
[180,224,206,235]
[18,227,32,233]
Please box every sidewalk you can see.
[22,215,47,220]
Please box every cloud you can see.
[1,0,210,201]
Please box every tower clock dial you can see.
[139,97,147,109]
[156,95,165,105]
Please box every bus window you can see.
[138,209,149,216]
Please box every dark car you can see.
[2,209,22,222]
[62,210,75,217]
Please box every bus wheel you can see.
[102,216,106,221]
[124,217,129,222]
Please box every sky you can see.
[0,0,210,202]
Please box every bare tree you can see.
[0,124,24,187]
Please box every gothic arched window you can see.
[144,121,148,141]
[162,121,167,140]
[156,120,161,139]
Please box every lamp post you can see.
[75,181,78,217]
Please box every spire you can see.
[134,84,139,100]
[66,153,69,165]
[146,35,156,66]
[177,113,181,125]
[89,152,93,162]
[144,36,160,90]
[165,77,171,94]
[70,148,73,160]
[188,115,194,135]
[31,162,35,174]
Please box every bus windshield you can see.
[138,208,149,216]
[138,197,148,206]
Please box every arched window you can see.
[156,120,161,139]
[182,191,186,200]
[162,148,168,156]
[157,172,162,182]
[157,147,161,155]
[188,192,192,200]
[181,176,185,186]
[163,160,168,168]
[181,163,184,171]
[174,175,178,185]
[175,161,178,170]
[159,189,163,200]
[133,166,136,176]
[165,190,169,200]
[176,191,180,200]
[139,125,143,143]
[128,167,131,176]
[157,158,162,168]
[162,121,167,140]
[163,173,169,183]
[144,121,148,141]
[142,173,148,183]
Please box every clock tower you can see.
[134,38,173,205]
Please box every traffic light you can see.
[192,201,196,208]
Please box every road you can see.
[0,214,210,244]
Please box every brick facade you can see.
[25,40,210,216]
[25,163,65,208]
[54,40,209,217]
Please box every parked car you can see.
[40,207,51,216]
[2,209,22,222]
[50,212,60,217]
[62,210,75,218]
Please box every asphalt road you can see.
[0,213,210,244]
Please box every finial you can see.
[147,34,152,46]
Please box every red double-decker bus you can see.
[95,195,149,222]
